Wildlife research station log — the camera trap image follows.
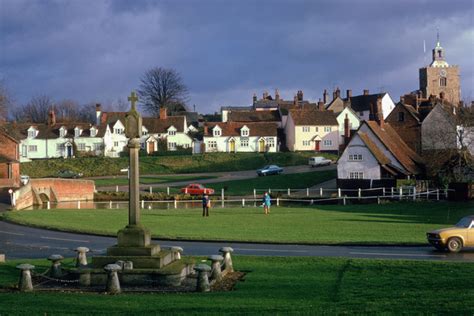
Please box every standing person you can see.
[202,194,210,217]
[262,192,271,215]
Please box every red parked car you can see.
[180,183,215,195]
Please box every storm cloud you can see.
[1,0,472,113]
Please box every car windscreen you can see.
[455,217,473,228]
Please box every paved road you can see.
[95,164,336,191]
[1,221,473,262]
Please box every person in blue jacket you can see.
[202,194,210,217]
[262,192,271,215]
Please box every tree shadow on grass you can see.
[315,201,474,226]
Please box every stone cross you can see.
[125,91,142,226]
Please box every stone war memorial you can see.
[12,92,237,294]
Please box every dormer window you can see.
[213,126,222,137]
[27,128,37,138]
[90,127,97,137]
[59,127,67,137]
[168,126,177,136]
[114,128,124,135]
[241,126,249,137]
[142,127,148,136]
[74,127,82,137]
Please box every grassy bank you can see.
[4,201,472,244]
[21,152,335,177]
[0,256,471,315]
[95,175,218,187]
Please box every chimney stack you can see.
[297,90,304,102]
[95,103,102,126]
[159,107,167,120]
[363,89,369,96]
[440,92,445,100]
[253,93,257,104]
[332,90,337,100]
[376,98,384,128]
[344,113,350,142]
[275,89,280,101]
[204,125,209,135]
[317,99,325,111]
[346,89,352,100]
[335,87,341,98]
[263,91,269,100]
[48,109,56,126]
[323,89,329,104]
[293,94,298,106]
[400,96,405,103]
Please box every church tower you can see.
[419,34,460,105]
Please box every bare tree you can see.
[0,81,12,121]
[12,95,54,123]
[137,67,188,117]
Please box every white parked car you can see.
[308,156,332,167]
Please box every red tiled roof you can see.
[358,132,391,165]
[289,109,338,126]
[227,110,281,122]
[205,122,278,137]
[142,116,186,133]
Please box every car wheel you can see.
[447,237,463,253]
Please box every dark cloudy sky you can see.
[1,0,473,113]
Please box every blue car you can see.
[257,165,283,176]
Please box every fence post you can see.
[287,188,291,196]
[276,198,280,206]
[116,185,119,192]
[343,196,346,205]
[399,187,403,200]
[109,201,112,209]
[268,188,271,194]
[253,189,256,199]
[77,201,81,209]
[382,187,386,196]
[391,187,394,197]
[306,188,309,197]
[338,188,341,198]
[436,189,440,201]
[358,188,361,199]
[149,186,152,194]
[167,187,170,195]
[320,187,323,197]
[141,200,144,209]
[377,197,380,204]
[413,187,416,201]
[174,200,177,209]
[310,199,314,205]
[444,189,448,199]
[47,201,50,210]
[242,198,245,207]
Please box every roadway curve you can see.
[1,221,473,262]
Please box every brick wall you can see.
[0,131,18,161]
[30,179,95,201]
[386,106,421,154]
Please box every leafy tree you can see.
[138,67,188,117]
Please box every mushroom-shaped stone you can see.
[104,264,122,294]
[194,264,211,292]
[75,247,90,267]
[16,263,35,292]
[219,247,234,272]
[207,255,224,281]
[171,246,184,260]
[47,254,64,278]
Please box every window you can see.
[302,126,310,132]
[57,144,64,151]
[213,129,221,137]
[75,129,81,137]
[241,129,249,136]
[266,138,275,148]
[302,140,311,146]
[240,139,249,147]
[114,128,124,134]
[60,128,66,137]
[78,143,85,151]
[168,142,177,150]
[114,141,119,147]
[208,141,217,149]
[349,172,364,179]
[28,130,36,138]
[142,130,148,135]
[440,77,447,87]
[398,112,405,122]
[349,154,363,161]
[323,140,332,146]
[438,50,442,58]
[315,127,319,132]
[28,145,38,152]
[324,126,331,132]
[94,143,103,150]
[168,130,176,136]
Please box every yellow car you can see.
[427,216,474,252]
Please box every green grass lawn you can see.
[4,201,472,244]
[197,169,336,196]
[0,256,471,315]
[21,152,335,177]
[94,175,217,187]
